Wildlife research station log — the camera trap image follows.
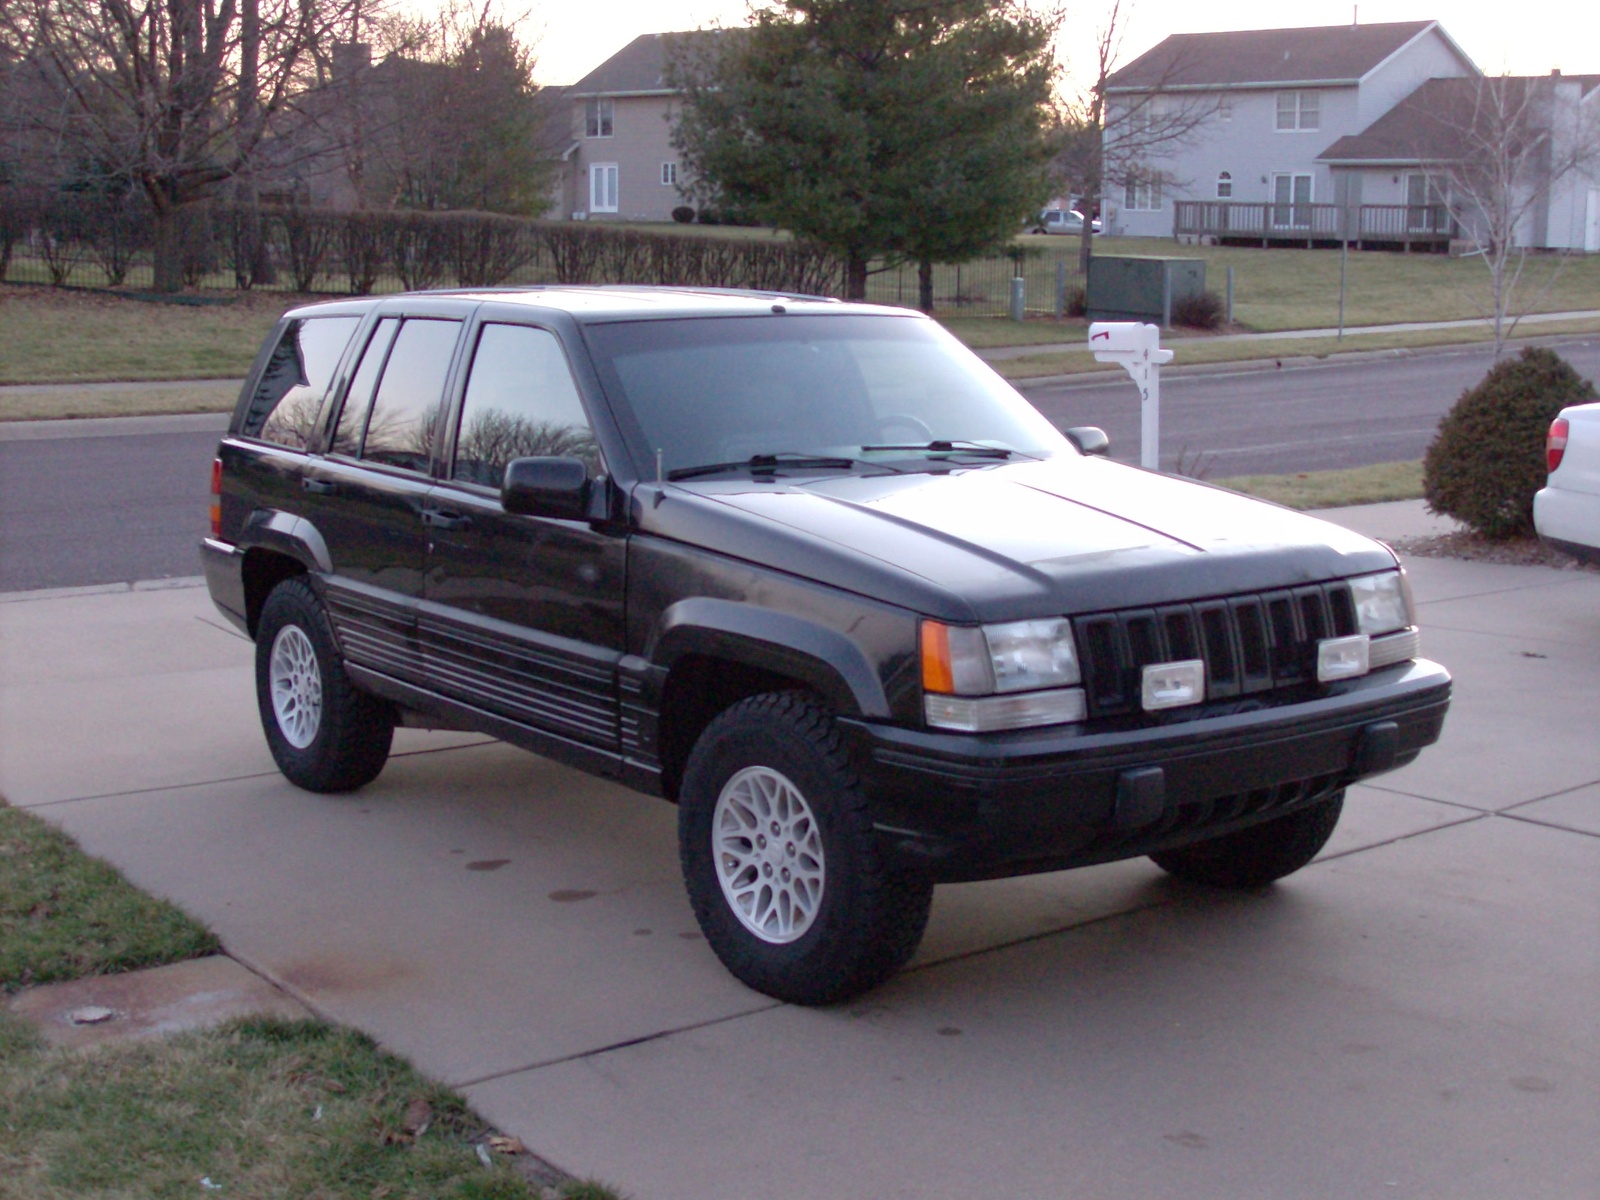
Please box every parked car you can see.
[1534,400,1600,563]
[1033,208,1101,236]
[202,287,1450,1005]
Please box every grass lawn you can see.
[0,802,219,991]
[0,798,620,1200]
[0,284,290,385]
[1051,236,1600,332]
[1215,460,1424,509]
[987,317,1600,381]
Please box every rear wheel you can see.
[679,691,932,1005]
[1149,790,1345,888]
[255,578,393,793]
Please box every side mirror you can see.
[502,456,591,520]
[1065,426,1110,457]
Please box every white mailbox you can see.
[1087,322,1172,469]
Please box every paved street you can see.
[1017,336,1600,475]
[4,338,1598,594]
[2,502,1595,1200]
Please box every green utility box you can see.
[1087,255,1206,325]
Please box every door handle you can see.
[301,478,336,495]
[421,508,472,530]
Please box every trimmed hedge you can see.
[1423,347,1598,539]
[0,193,843,297]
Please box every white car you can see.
[1534,401,1600,564]
[1033,208,1101,236]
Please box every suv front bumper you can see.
[845,659,1451,883]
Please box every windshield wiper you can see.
[666,453,862,482]
[859,439,1028,459]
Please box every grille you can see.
[1073,582,1359,718]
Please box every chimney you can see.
[1551,68,1562,77]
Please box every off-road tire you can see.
[1149,790,1345,888]
[679,691,933,1005]
[255,578,393,793]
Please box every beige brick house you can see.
[558,31,728,222]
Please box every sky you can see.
[520,1,1600,89]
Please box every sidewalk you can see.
[1,503,1596,1200]
[976,308,1600,362]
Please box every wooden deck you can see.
[1173,202,1456,250]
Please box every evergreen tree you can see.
[671,1,1059,304]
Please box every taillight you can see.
[1547,417,1569,474]
[209,458,223,538]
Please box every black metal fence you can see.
[0,195,1085,317]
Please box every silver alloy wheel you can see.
[269,625,323,750]
[713,765,826,944]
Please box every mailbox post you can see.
[1088,322,1174,470]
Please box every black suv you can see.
[202,287,1450,1004]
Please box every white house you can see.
[1101,21,1478,243]
[1318,73,1600,252]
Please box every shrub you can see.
[1172,289,1225,330]
[275,205,338,293]
[671,205,695,224]
[1064,285,1087,318]
[340,211,387,295]
[1423,347,1598,539]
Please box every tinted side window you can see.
[451,325,599,488]
[331,318,399,457]
[240,317,359,448]
[356,318,461,471]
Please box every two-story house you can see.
[1102,21,1478,242]
[560,31,727,222]
[1318,72,1600,252]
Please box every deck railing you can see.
[1174,202,1457,246]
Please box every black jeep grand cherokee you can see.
[202,287,1450,1004]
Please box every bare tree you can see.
[354,2,554,215]
[1420,75,1600,355]
[0,0,357,290]
[1057,0,1219,275]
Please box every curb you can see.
[1006,329,1600,390]
[0,576,206,605]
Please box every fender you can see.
[645,597,891,719]
[240,509,333,574]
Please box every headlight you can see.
[921,618,1084,731]
[1349,570,1414,636]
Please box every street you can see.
[1018,336,1600,475]
[3,337,1597,593]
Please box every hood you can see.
[634,456,1397,622]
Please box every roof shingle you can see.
[570,30,728,97]
[1104,20,1455,92]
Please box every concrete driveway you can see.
[2,508,1596,1200]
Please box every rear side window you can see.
[331,318,399,458]
[451,324,599,488]
[239,317,359,448]
[360,319,462,471]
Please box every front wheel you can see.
[679,692,932,1005]
[255,577,393,793]
[1149,790,1345,888]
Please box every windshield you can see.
[584,313,1071,479]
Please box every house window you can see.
[661,162,678,186]
[585,97,613,138]
[589,163,618,213]
[1219,96,1233,122]
[1406,173,1449,232]
[1124,174,1161,211]
[1271,173,1313,227]
[1216,172,1233,199]
[1276,90,1319,131]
